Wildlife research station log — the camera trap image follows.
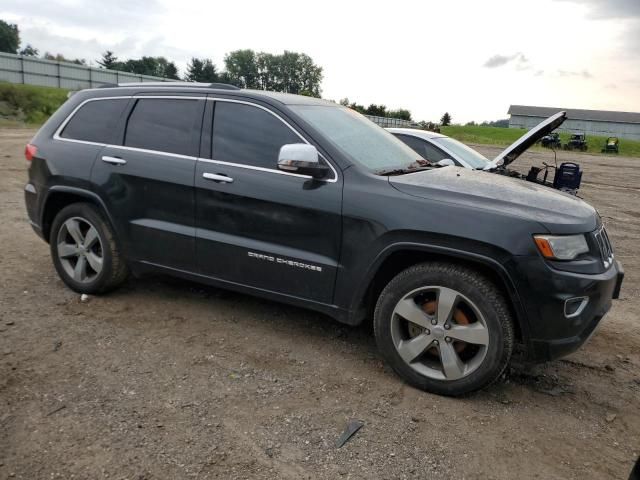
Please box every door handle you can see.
[102,156,127,166]
[203,173,234,183]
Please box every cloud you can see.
[482,52,528,69]
[554,0,640,18]
[557,69,594,79]
[1,0,165,30]
[555,0,640,54]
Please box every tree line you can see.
[339,98,414,121]
[0,20,323,97]
[338,99,452,130]
[1,18,456,127]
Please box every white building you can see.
[508,105,640,141]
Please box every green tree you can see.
[163,60,179,80]
[224,49,259,88]
[44,52,86,65]
[256,52,277,90]
[388,108,412,121]
[19,44,39,56]
[224,49,322,96]
[97,50,118,69]
[440,112,452,126]
[270,51,322,97]
[118,56,179,79]
[365,104,387,117]
[291,52,322,97]
[0,20,20,54]
[185,57,219,82]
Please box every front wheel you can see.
[374,263,514,396]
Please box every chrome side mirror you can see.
[436,158,455,167]
[278,144,329,179]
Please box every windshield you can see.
[289,105,422,172]
[431,137,490,169]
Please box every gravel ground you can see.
[1,129,639,479]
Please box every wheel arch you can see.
[41,186,117,244]
[349,243,530,345]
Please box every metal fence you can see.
[0,52,171,90]
[365,114,418,129]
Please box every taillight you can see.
[25,144,37,162]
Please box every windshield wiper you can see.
[376,160,433,176]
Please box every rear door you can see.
[194,99,343,304]
[91,96,205,271]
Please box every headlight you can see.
[533,234,589,260]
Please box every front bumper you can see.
[512,257,623,362]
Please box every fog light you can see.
[564,296,588,318]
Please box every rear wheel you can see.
[374,263,514,396]
[50,203,128,294]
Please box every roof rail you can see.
[100,81,240,90]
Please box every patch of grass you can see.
[0,83,69,126]
[441,125,640,158]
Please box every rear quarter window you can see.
[60,98,129,144]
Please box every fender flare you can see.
[349,241,531,343]
[41,185,118,241]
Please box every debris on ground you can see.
[335,420,364,448]
[46,405,66,416]
[80,294,90,303]
[537,386,575,397]
[606,414,617,423]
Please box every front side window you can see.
[60,98,129,144]
[212,102,301,169]
[124,99,203,157]
[289,105,421,172]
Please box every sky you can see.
[2,0,639,123]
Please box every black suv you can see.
[24,83,623,396]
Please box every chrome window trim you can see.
[208,97,338,183]
[53,95,339,183]
[109,144,198,161]
[53,95,133,142]
[198,158,314,179]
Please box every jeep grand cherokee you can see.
[24,82,624,396]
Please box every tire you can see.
[49,202,128,294]
[374,262,514,396]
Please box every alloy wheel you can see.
[56,217,104,283]
[390,286,490,381]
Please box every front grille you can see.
[594,226,614,268]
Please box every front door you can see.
[194,100,342,304]
[91,97,205,271]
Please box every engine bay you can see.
[491,162,583,196]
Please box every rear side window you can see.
[212,102,300,169]
[60,98,128,144]
[124,99,203,157]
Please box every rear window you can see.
[60,98,129,144]
[124,98,203,157]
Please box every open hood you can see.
[484,111,567,170]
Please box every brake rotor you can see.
[407,299,470,353]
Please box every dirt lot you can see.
[1,129,638,479]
